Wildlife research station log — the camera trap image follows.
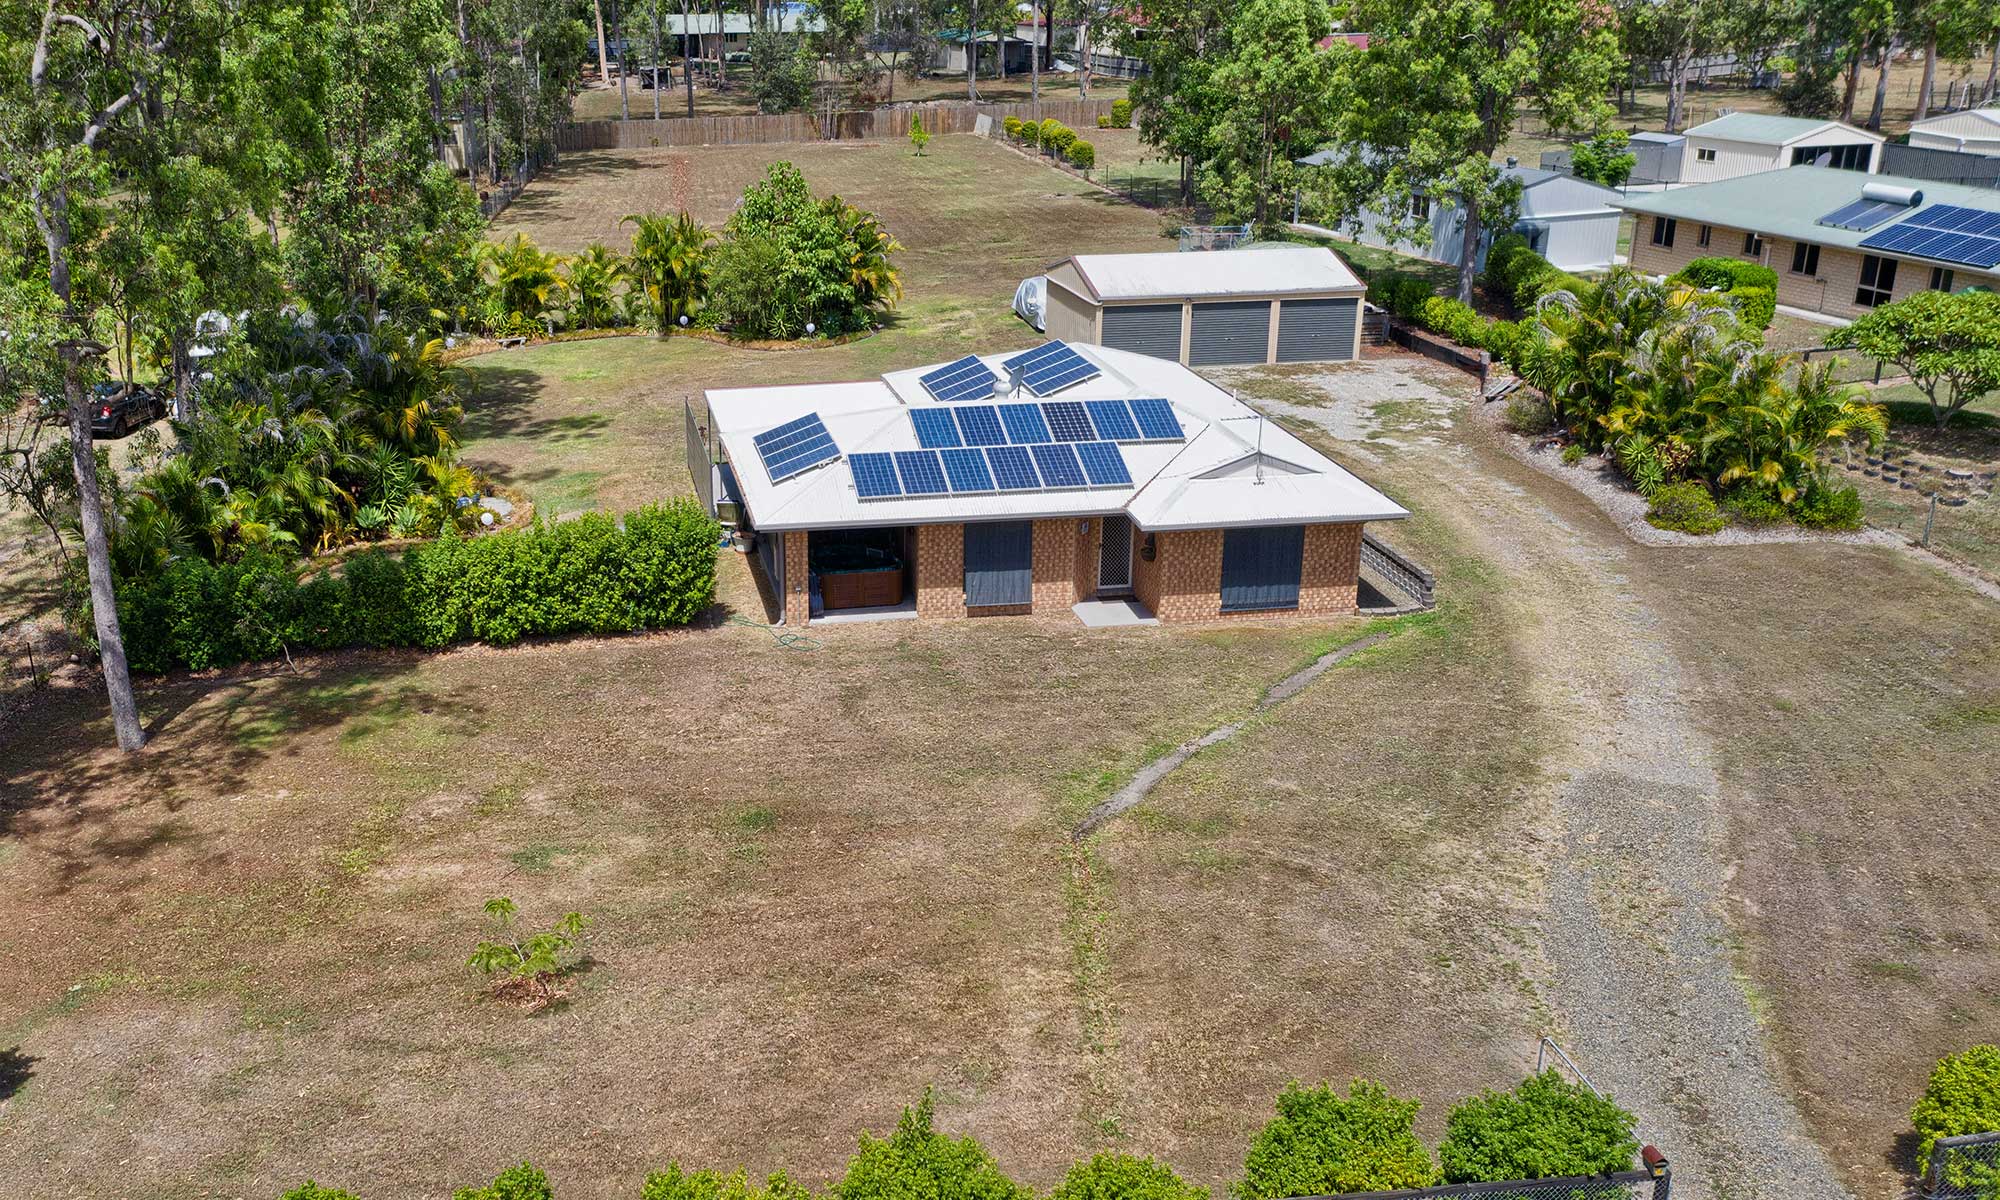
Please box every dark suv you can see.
[87,382,166,438]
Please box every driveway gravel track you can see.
[1237,360,1852,1200]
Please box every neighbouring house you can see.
[702,341,1411,627]
[1616,166,2000,320]
[1677,113,1885,182]
[931,29,1036,77]
[1542,131,1685,186]
[1040,245,1367,366]
[1908,108,2000,156]
[1296,153,1624,273]
[657,8,823,61]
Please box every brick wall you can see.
[1627,214,1941,321]
[1146,528,1226,622]
[1299,524,1362,617]
[914,523,966,618]
[1073,518,1102,599]
[782,531,810,626]
[1135,523,1364,623]
[1033,519,1082,611]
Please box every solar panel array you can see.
[1859,204,2000,268]
[906,397,1182,450]
[1003,342,1101,396]
[919,355,999,403]
[1816,197,1911,232]
[850,441,1134,499]
[753,413,840,482]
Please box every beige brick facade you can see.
[1627,213,1944,321]
[913,523,965,618]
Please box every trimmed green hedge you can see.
[1367,271,1523,363]
[1670,256,1778,293]
[1483,234,1592,312]
[1110,99,1133,128]
[1068,139,1096,170]
[114,501,720,674]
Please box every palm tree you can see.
[835,201,904,318]
[562,244,628,330]
[480,234,564,322]
[625,212,713,334]
[1698,355,1887,503]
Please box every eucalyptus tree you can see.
[1120,0,1232,204]
[1320,0,1621,303]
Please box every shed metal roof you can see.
[1614,166,2000,269]
[706,343,1407,532]
[1682,112,1882,146]
[1052,245,1363,303]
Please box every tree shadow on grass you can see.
[0,1046,34,1100]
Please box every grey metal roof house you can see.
[1678,113,1884,182]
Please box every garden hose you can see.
[727,614,823,651]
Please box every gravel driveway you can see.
[1228,359,1852,1200]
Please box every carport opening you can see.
[808,527,914,618]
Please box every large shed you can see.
[1908,108,2000,157]
[1040,245,1366,368]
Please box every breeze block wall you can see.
[915,522,966,618]
[783,530,811,626]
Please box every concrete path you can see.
[1241,366,1851,1200]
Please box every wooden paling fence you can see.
[556,98,1119,152]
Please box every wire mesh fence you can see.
[1836,446,2000,579]
[1294,1158,1672,1200]
[1923,1131,2000,1200]
[1799,346,1905,386]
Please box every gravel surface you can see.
[1244,360,1852,1200]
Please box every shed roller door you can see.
[1276,297,1359,362]
[1100,304,1183,361]
[964,521,1033,607]
[1188,301,1272,366]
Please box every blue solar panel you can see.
[985,445,1041,491]
[893,450,948,495]
[849,452,902,499]
[998,402,1053,444]
[1043,400,1095,442]
[1129,398,1185,441]
[1029,442,1087,489]
[753,412,840,481]
[920,355,998,403]
[1075,441,1133,487]
[910,408,963,449]
[1003,341,1102,396]
[1816,198,1906,232]
[954,405,1007,446]
[941,447,995,493]
[1861,203,2000,268]
[1084,399,1141,442]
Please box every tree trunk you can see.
[1915,26,1937,121]
[652,4,663,119]
[1987,38,1999,104]
[1869,38,1894,130]
[1078,18,1090,99]
[34,186,144,752]
[1030,1,1039,113]
[714,0,727,90]
[617,0,631,116]
[169,332,194,421]
[966,30,977,100]
[997,25,1006,80]
[594,0,612,81]
[1457,195,1482,305]
[1842,50,1861,122]
[684,0,696,115]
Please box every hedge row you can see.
[1667,256,1777,332]
[114,501,720,674]
[1003,116,1096,171]
[282,1075,1636,1200]
[1483,234,1594,311]
[1095,99,1133,129]
[1367,272,1526,364]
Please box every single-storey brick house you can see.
[705,341,1409,626]
[1617,166,2000,321]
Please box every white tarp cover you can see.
[1013,275,1047,330]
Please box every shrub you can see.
[1728,285,1775,332]
[1439,1072,1639,1184]
[1003,115,1022,139]
[1616,434,1667,496]
[1237,1080,1439,1198]
[1068,139,1096,171]
[1790,476,1864,530]
[642,1166,812,1200]
[1560,442,1586,466]
[453,1163,554,1200]
[1052,1154,1208,1200]
[1482,234,1535,298]
[1039,118,1066,150]
[1502,391,1555,434]
[1721,484,1788,525]
[1514,262,1591,310]
[1097,114,1112,128]
[111,501,720,674]
[1416,295,1486,348]
[1570,131,1637,188]
[282,1186,362,1200]
[1670,256,1777,294]
[908,113,930,155]
[1913,1046,2000,1166]
[468,897,587,1010]
[1367,272,1435,322]
[1644,481,1726,535]
[831,1088,1030,1200]
[1110,98,1133,127]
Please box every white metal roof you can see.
[1682,112,1884,146]
[1055,245,1363,303]
[706,343,1408,533]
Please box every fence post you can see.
[1642,1146,1671,1200]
